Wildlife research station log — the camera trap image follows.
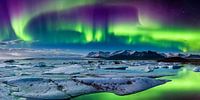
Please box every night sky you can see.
[1,0,200,52]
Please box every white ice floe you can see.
[44,64,85,75]
[3,77,169,100]
[193,67,200,72]
[144,66,154,72]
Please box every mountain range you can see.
[86,50,200,60]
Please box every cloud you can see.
[0,48,82,59]
[0,39,23,46]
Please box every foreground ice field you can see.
[0,58,185,100]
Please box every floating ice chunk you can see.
[34,62,54,67]
[44,64,85,75]
[168,65,182,69]
[193,67,200,72]
[144,66,154,72]
[3,77,170,99]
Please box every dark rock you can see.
[34,62,54,67]
[113,61,121,64]
[170,65,183,69]
[104,67,128,70]
[4,60,15,63]
[5,65,17,68]
[34,62,47,67]
[88,61,94,64]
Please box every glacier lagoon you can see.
[0,57,199,100]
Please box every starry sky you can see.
[1,0,200,52]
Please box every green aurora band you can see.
[10,0,96,42]
[26,18,200,52]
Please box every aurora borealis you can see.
[1,1,200,99]
[1,0,200,52]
